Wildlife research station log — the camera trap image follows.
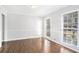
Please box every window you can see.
[63,11,78,46]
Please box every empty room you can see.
[0,5,79,53]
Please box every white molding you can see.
[43,16,52,37]
[61,11,64,42]
[77,9,79,48]
[45,36,79,52]
[61,9,79,16]
[0,11,2,47]
[60,9,79,52]
[0,6,7,47]
[4,36,42,41]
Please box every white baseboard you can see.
[3,36,79,52]
[4,36,42,42]
[45,36,79,53]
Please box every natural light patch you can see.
[31,5,39,8]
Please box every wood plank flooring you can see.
[0,38,77,53]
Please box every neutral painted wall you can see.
[43,5,79,52]
[44,5,79,41]
[5,14,42,41]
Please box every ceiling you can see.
[2,5,68,17]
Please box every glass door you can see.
[46,19,50,37]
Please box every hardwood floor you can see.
[0,38,76,53]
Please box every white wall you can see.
[43,5,79,52]
[5,14,42,41]
[44,5,79,41]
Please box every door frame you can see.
[0,7,7,47]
